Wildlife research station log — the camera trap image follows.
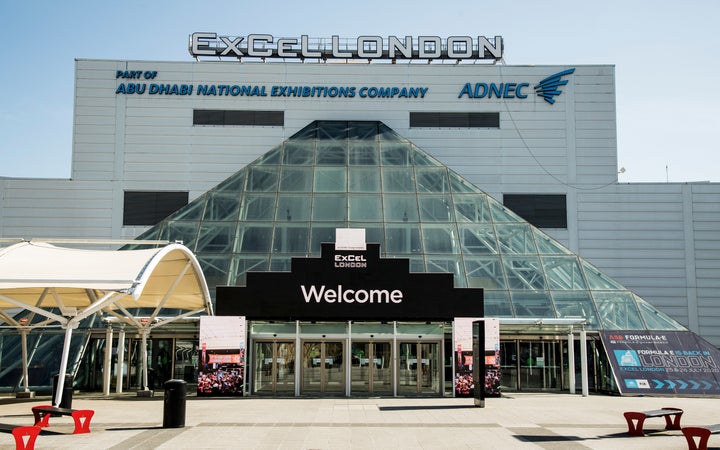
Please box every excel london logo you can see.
[458,68,575,104]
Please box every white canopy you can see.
[0,241,213,403]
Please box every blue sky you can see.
[1,0,718,182]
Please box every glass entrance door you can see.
[302,341,344,395]
[253,341,296,395]
[350,341,392,395]
[398,342,440,395]
[519,341,561,390]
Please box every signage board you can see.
[601,330,720,395]
[453,318,500,397]
[216,243,483,321]
[198,316,246,396]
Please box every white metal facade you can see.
[0,59,718,344]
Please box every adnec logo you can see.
[458,68,575,104]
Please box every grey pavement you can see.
[0,392,718,449]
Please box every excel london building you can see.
[0,33,718,398]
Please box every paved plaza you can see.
[0,392,718,449]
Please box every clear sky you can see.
[1,0,718,182]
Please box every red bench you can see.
[623,407,683,436]
[682,424,720,450]
[0,425,41,450]
[31,405,94,434]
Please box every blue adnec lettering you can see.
[458,82,528,99]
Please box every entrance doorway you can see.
[253,341,296,395]
[302,341,344,395]
[500,340,562,391]
[397,342,441,395]
[350,341,392,395]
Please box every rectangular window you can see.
[193,110,284,126]
[409,112,499,128]
[123,191,189,226]
[503,194,567,228]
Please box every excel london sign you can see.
[216,243,483,321]
[189,33,503,62]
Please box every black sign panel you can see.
[216,243,483,321]
[601,330,720,395]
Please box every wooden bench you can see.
[31,405,94,434]
[0,424,41,450]
[623,407,683,436]
[682,424,720,450]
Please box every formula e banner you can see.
[601,330,720,395]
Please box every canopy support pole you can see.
[580,327,589,397]
[103,326,113,396]
[20,329,29,393]
[53,322,75,407]
[141,329,150,391]
[568,329,575,394]
[116,328,125,393]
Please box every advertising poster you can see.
[601,330,720,395]
[453,318,500,397]
[198,316,246,396]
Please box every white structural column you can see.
[141,329,149,390]
[53,323,76,407]
[580,327,588,397]
[567,331,575,394]
[103,326,113,396]
[20,329,29,393]
[116,328,125,393]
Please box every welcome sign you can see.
[216,243,483,321]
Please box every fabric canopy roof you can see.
[0,241,213,324]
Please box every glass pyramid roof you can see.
[131,121,685,332]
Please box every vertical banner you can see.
[454,318,501,397]
[198,316,246,396]
[601,330,720,395]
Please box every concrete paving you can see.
[0,392,718,449]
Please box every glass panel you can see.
[228,256,268,285]
[385,225,422,254]
[348,167,380,192]
[215,172,246,194]
[254,342,275,393]
[422,224,460,254]
[361,226,385,250]
[420,343,440,394]
[236,225,274,253]
[519,341,561,390]
[396,323,444,335]
[279,167,313,192]
[459,224,498,254]
[418,195,454,222]
[411,147,441,166]
[196,222,236,253]
[383,195,419,222]
[489,197,524,223]
[349,194,383,222]
[464,256,506,289]
[351,342,370,394]
[381,142,412,165]
[251,323,298,334]
[169,198,205,221]
[302,342,322,393]
[283,141,314,165]
[541,257,587,290]
[426,257,466,287]
[314,167,346,192]
[269,256,292,271]
[534,229,571,254]
[316,141,347,165]
[511,291,555,317]
[324,341,345,394]
[450,172,483,194]
[581,260,625,290]
[300,323,348,334]
[500,341,518,390]
[277,195,311,222]
[318,121,347,140]
[373,342,393,395]
[593,291,646,330]
[454,194,492,223]
[254,145,281,165]
[502,256,546,290]
[495,223,538,254]
[240,194,277,221]
[302,341,344,394]
[382,168,416,192]
[349,141,379,165]
[635,295,686,330]
[246,166,279,192]
[552,291,600,329]
[312,195,346,221]
[484,291,514,317]
[310,224,344,254]
[272,224,309,254]
[196,254,231,290]
[398,342,419,395]
[351,323,395,335]
[276,342,296,393]
[161,221,199,251]
[416,168,450,193]
[202,192,240,221]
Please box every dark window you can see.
[193,110,284,126]
[123,191,189,226]
[503,194,567,228]
[410,112,499,128]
